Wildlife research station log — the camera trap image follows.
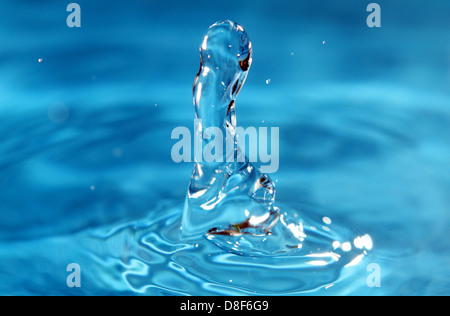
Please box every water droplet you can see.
[113,147,123,158]
[48,103,70,123]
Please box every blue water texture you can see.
[0,0,449,295]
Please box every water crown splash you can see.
[181,20,372,260]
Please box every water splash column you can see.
[181,21,277,239]
[192,20,252,163]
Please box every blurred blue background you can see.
[0,0,448,295]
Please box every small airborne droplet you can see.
[90,185,96,191]
[48,103,70,123]
[113,147,123,158]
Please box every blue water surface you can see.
[0,0,449,295]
